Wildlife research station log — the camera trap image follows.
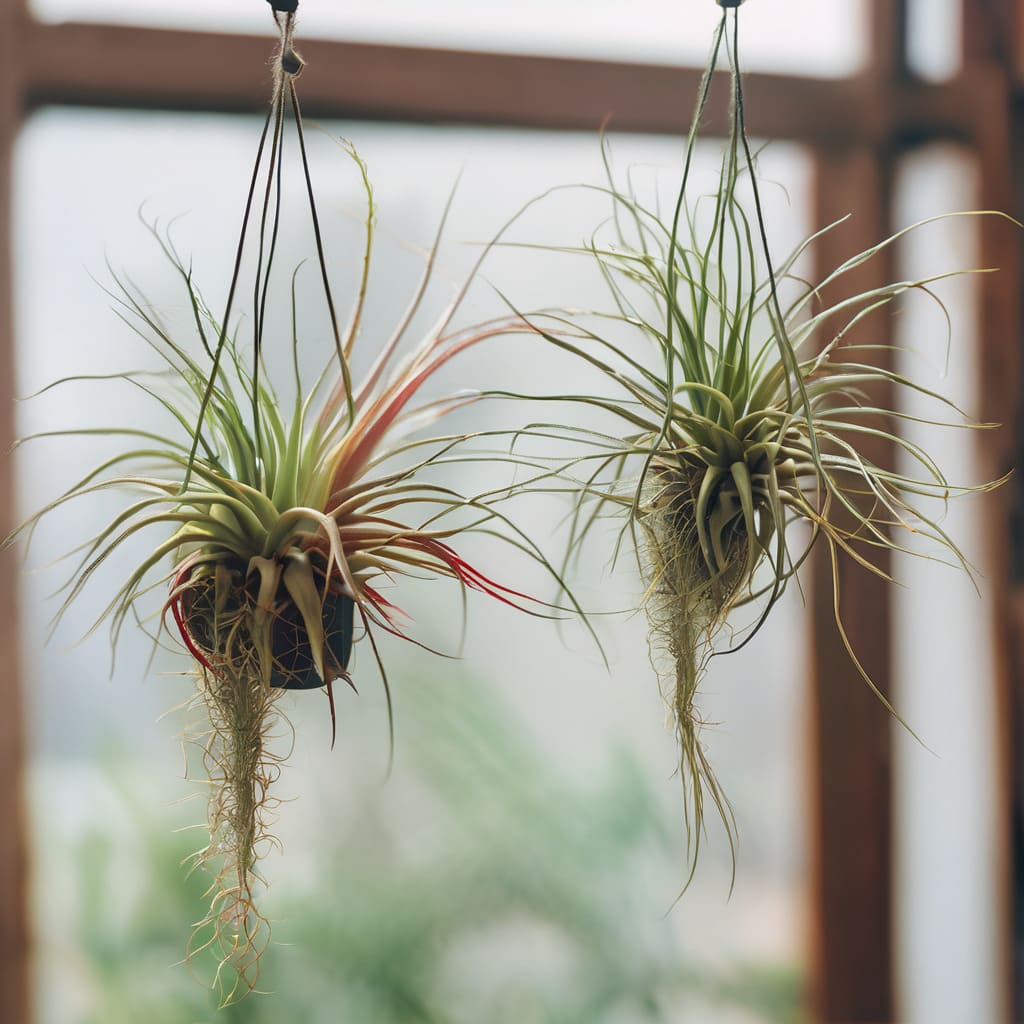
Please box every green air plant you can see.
[514,5,1008,874]
[7,10,558,1002]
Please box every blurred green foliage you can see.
[51,680,802,1023]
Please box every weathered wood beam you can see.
[963,4,1024,1021]
[805,7,905,1021]
[807,146,896,1024]
[962,0,1020,75]
[16,20,1001,146]
[0,1,30,1021]
[869,0,910,77]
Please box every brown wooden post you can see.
[806,6,905,1021]
[807,147,897,1024]
[0,0,30,1020]
[962,2,1023,1019]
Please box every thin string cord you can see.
[728,11,812,421]
[631,14,727,526]
[183,97,277,490]
[184,10,304,489]
[251,87,288,484]
[729,10,828,487]
[726,6,837,648]
[287,76,355,427]
[666,12,727,372]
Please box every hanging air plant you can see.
[7,8,560,1002]
[512,3,1008,873]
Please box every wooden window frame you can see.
[0,2,1019,1021]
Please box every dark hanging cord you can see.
[666,13,727,380]
[251,84,288,483]
[265,7,350,421]
[183,10,305,489]
[632,13,728,526]
[183,100,276,491]
[715,4,837,663]
[287,76,355,427]
[729,9,820,445]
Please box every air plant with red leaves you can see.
[11,168,549,999]
[6,11,557,1001]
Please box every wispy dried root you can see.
[640,473,742,877]
[183,637,288,1003]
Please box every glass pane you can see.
[15,109,811,1022]
[892,147,1004,1024]
[32,0,868,76]
[906,0,961,80]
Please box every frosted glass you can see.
[15,109,810,1021]
[906,0,961,80]
[892,148,1003,1024]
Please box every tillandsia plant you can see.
[7,8,562,1003]
[512,2,1009,874]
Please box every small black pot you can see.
[180,556,355,690]
[268,585,355,690]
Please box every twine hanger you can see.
[185,0,345,489]
[268,0,304,77]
